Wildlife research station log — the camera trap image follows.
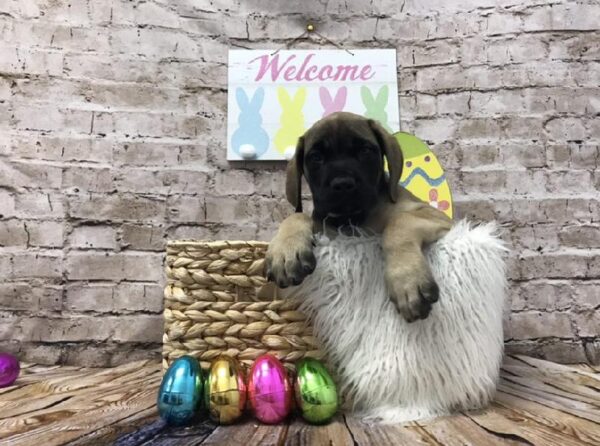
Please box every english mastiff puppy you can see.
[265,112,453,322]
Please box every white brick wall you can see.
[0,0,598,366]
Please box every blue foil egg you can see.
[157,356,203,425]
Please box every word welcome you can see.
[250,53,375,82]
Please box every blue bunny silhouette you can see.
[231,87,270,159]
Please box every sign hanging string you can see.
[270,23,355,56]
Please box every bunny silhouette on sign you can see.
[274,87,307,159]
[361,85,392,132]
[231,87,270,159]
[319,86,347,117]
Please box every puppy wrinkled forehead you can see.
[304,114,378,151]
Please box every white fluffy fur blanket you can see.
[284,220,508,423]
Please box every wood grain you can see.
[0,355,597,445]
[417,414,525,445]
[494,391,600,445]
[498,380,600,423]
[71,407,158,445]
[0,362,161,424]
[465,403,591,446]
[199,417,286,446]
[0,361,162,445]
[503,357,600,396]
[3,384,160,445]
[138,420,216,446]
[344,415,434,445]
[284,415,354,446]
[0,364,85,396]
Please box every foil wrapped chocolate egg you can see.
[205,356,247,424]
[157,356,203,426]
[0,352,20,388]
[248,354,292,424]
[294,358,338,424]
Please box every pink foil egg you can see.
[0,352,20,388]
[248,354,292,424]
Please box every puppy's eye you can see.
[308,152,324,163]
[359,145,375,156]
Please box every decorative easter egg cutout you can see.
[391,132,454,219]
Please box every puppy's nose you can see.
[330,176,357,192]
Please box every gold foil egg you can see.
[205,356,247,424]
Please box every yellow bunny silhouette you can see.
[274,87,306,158]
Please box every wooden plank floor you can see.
[0,355,598,445]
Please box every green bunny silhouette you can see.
[361,85,391,132]
[274,87,306,157]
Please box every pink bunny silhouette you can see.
[319,86,347,117]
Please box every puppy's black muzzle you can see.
[329,176,357,193]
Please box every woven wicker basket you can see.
[163,240,323,370]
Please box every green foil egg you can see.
[157,356,203,426]
[294,358,338,424]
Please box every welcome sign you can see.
[227,49,400,161]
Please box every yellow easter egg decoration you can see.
[389,132,454,219]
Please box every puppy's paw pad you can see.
[298,249,316,274]
[265,234,316,288]
[419,280,439,303]
[386,271,439,323]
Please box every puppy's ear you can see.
[368,120,403,203]
[286,136,305,212]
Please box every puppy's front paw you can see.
[385,262,439,322]
[265,234,316,288]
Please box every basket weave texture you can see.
[163,240,323,370]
